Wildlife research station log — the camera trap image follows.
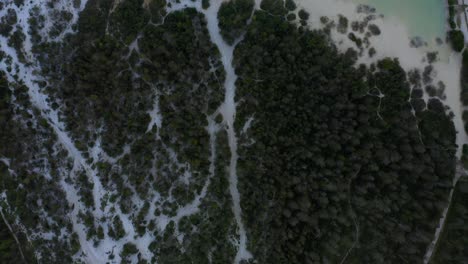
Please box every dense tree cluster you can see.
[134,8,238,263]
[431,177,468,263]
[0,74,29,264]
[218,0,254,45]
[446,0,467,53]
[0,72,77,263]
[447,0,458,30]
[260,0,288,16]
[234,3,456,263]
[448,29,465,52]
[108,0,167,44]
[0,8,17,37]
[461,50,468,134]
[0,214,25,264]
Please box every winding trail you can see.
[201,1,253,262]
[169,0,254,261]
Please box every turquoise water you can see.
[353,0,446,41]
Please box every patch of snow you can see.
[0,158,11,167]
[241,116,255,134]
[146,92,163,133]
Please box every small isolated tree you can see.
[448,30,465,52]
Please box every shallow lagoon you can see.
[352,0,446,42]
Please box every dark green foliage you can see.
[0,73,11,125]
[28,3,234,261]
[286,13,296,21]
[461,50,468,132]
[218,0,254,45]
[0,172,28,264]
[34,0,166,157]
[70,233,80,255]
[348,32,362,48]
[285,0,296,11]
[47,10,74,38]
[447,0,457,29]
[151,131,237,264]
[75,0,113,42]
[0,0,461,262]
[0,222,24,263]
[121,242,139,260]
[427,52,438,64]
[0,74,69,263]
[108,216,126,239]
[338,14,349,34]
[234,9,456,263]
[147,0,167,23]
[0,8,17,37]
[136,10,236,263]
[139,9,223,170]
[202,0,210,9]
[431,177,468,263]
[448,30,465,52]
[77,171,95,208]
[14,0,24,7]
[369,47,376,57]
[109,0,151,43]
[7,29,25,62]
[368,24,380,35]
[298,9,309,21]
[58,35,152,156]
[462,144,468,169]
[260,0,287,16]
[108,0,166,44]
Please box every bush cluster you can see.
[218,0,254,45]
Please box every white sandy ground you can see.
[295,0,468,262]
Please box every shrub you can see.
[448,30,465,52]
[218,0,254,45]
